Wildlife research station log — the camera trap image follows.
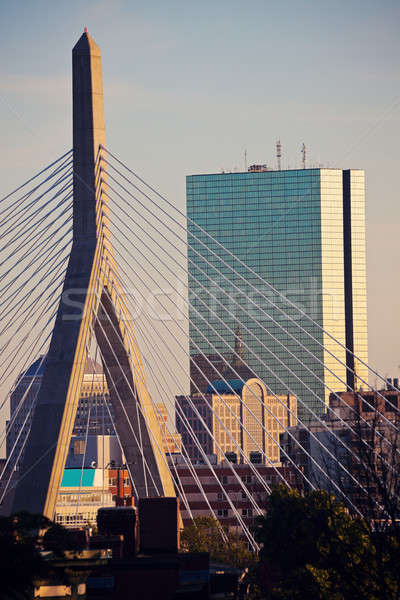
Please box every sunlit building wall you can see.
[176,377,297,464]
[186,168,368,421]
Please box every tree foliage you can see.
[0,512,52,600]
[254,486,400,599]
[181,516,256,569]
[0,512,83,599]
[42,523,85,557]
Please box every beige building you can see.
[177,377,297,465]
[155,403,182,454]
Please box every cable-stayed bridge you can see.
[0,31,399,550]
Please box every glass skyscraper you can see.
[186,168,368,422]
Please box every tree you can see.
[42,523,85,557]
[0,512,51,600]
[254,486,400,600]
[0,512,86,599]
[181,516,256,569]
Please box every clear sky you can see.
[1,0,399,382]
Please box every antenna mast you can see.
[301,143,306,169]
[276,139,282,170]
[244,149,248,172]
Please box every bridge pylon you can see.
[12,31,176,518]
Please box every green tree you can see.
[254,486,400,600]
[181,516,256,569]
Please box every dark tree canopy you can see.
[0,512,81,599]
[0,512,52,600]
[254,486,400,600]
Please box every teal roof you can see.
[61,469,95,487]
[206,379,244,394]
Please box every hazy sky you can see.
[1,0,399,382]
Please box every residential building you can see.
[173,462,299,528]
[279,387,400,507]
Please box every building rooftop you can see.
[187,167,363,178]
[61,468,103,488]
[206,379,245,395]
[22,355,103,378]
[24,355,46,377]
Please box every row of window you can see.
[55,513,97,524]
[217,508,253,518]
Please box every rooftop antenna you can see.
[276,139,282,170]
[244,149,248,172]
[301,143,306,169]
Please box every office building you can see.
[66,435,124,469]
[189,325,255,394]
[155,403,182,455]
[6,357,179,475]
[55,467,133,529]
[176,376,297,464]
[6,357,115,473]
[187,167,368,420]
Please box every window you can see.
[361,394,375,412]
[73,440,85,455]
[217,509,228,518]
[250,452,262,464]
[385,394,398,412]
[299,430,308,443]
[241,491,247,500]
[217,492,224,501]
[241,475,252,484]
[220,475,228,484]
[242,508,253,517]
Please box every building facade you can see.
[279,387,400,508]
[6,357,180,474]
[189,325,255,395]
[155,403,182,455]
[6,356,115,473]
[54,467,133,529]
[176,377,297,465]
[186,168,368,421]
[174,462,299,528]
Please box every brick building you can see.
[173,461,299,528]
[279,388,400,507]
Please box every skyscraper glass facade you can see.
[186,168,368,422]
